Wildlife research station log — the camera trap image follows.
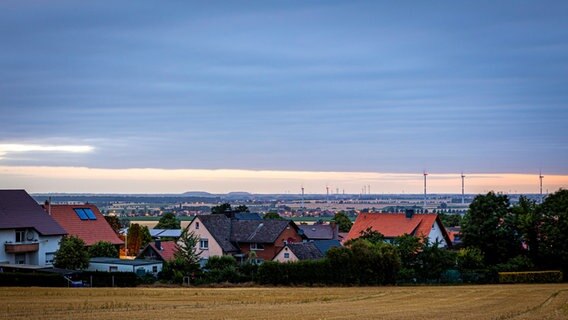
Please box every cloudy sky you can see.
[1,1,567,193]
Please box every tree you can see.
[539,189,568,271]
[174,228,202,266]
[438,213,462,227]
[356,227,384,244]
[88,241,119,258]
[512,196,540,262]
[54,236,89,270]
[332,211,353,232]
[211,203,231,214]
[461,192,522,265]
[155,212,181,229]
[126,224,152,255]
[263,211,283,220]
[104,215,121,234]
[233,205,250,213]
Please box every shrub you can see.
[498,271,563,283]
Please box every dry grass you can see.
[1,284,567,320]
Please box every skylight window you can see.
[74,208,88,220]
[74,208,97,220]
[83,208,97,220]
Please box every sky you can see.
[0,1,567,193]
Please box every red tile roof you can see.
[44,204,123,246]
[138,241,178,261]
[344,213,451,245]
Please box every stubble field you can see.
[1,284,567,320]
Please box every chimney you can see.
[405,209,414,219]
[330,221,339,240]
[155,239,162,251]
[44,197,52,215]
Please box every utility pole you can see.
[461,172,465,204]
[423,171,428,209]
[301,185,305,210]
[539,171,544,203]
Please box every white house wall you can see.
[428,220,448,247]
[0,229,62,266]
[272,246,298,263]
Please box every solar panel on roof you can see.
[83,208,97,220]
[74,208,88,220]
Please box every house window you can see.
[196,222,200,229]
[45,252,55,265]
[152,266,158,273]
[74,208,97,220]
[250,243,264,251]
[15,229,25,243]
[109,266,118,272]
[284,253,290,259]
[200,239,209,250]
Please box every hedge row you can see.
[499,271,563,284]
[0,272,66,287]
[74,271,138,287]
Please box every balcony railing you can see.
[4,242,39,253]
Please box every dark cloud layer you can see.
[1,1,567,173]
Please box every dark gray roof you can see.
[312,239,342,255]
[90,257,162,266]
[196,215,238,252]
[299,224,337,240]
[230,220,292,243]
[287,242,324,260]
[233,212,263,220]
[0,190,66,236]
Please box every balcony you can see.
[4,242,39,254]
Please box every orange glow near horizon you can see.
[0,165,566,194]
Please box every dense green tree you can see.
[155,212,181,229]
[104,215,121,234]
[461,192,522,265]
[414,240,456,282]
[263,211,283,220]
[174,228,202,266]
[438,213,462,227]
[211,203,232,214]
[54,236,89,270]
[332,211,353,232]
[512,196,541,262]
[393,234,422,271]
[353,227,384,245]
[456,247,485,271]
[538,189,568,271]
[88,241,119,258]
[233,205,250,213]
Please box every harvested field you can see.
[1,284,567,320]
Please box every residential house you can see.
[298,222,339,240]
[149,229,182,240]
[137,240,177,262]
[345,211,452,247]
[185,214,303,264]
[0,190,67,266]
[43,203,123,248]
[273,242,324,263]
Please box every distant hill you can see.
[181,191,216,197]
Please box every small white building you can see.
[88,257,163,276]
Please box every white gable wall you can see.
[272,246,298,263]
[428,220,448,248]
[183,217,224,260]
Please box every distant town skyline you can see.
[1,1,567,192]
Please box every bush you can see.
[499,271,563,283]
[495,255,535,272]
